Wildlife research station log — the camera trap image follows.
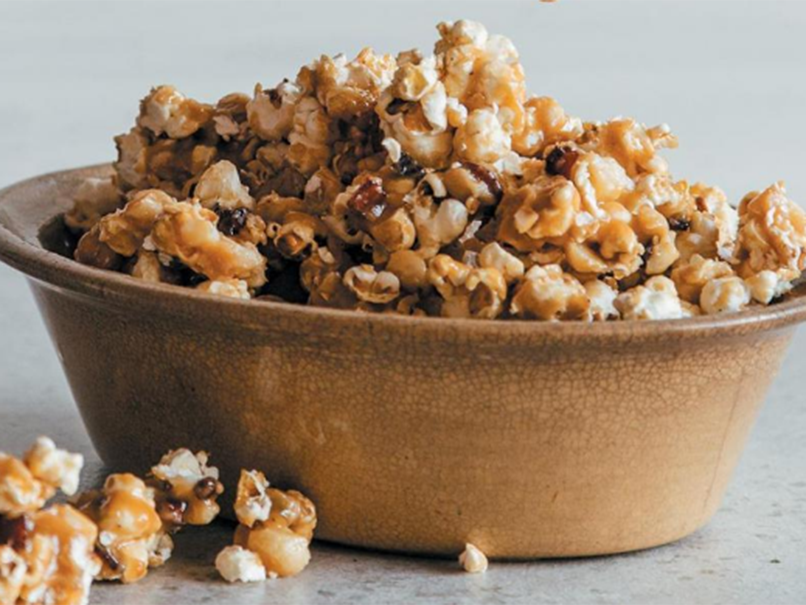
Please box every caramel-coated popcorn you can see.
[68,19,805,320]
[0,440,98,605]
[1,441,226,603]
[218,471,317,582]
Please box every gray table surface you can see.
[2,2,806,604]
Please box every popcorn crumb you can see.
[215,546,267,583]
[459,543,488,573]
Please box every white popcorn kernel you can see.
[700,276,751,314]
[195,161,255,211]
[745,270,793,304]
[615,276,684,321]
[23,437,84,496]
[216,546,267,583]
[235,470,272,528]
[478,242,524,283]
[459,543,488,574]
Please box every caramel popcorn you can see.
[73,448,223,585]
[69,19,805,321]
[0,440,98,605]
[218,471,317,582]
[1,438,84,517]
[1,441,226,603]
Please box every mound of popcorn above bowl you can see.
[64,19,806,320]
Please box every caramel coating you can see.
[218,471,317,582]
[67,19,805,320]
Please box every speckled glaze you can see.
[1,166,805,559]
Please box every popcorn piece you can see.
[150,202,268,288]
[138,86,213,139]
[194,161,255,211]
[248,81,303,142]
[386,249,428,290]
[215,545,267,583]
[736,182,806,280]
[313,48,397,119]
[0,454,51,517]
[454,109,512,165]
[74,474,164,583]
[571,152,634,219]
[512,96,582,157]
[584,280,619,321]
[114,128,149,190]
[287,97,332,176]
[745,270,793,305]
[0,438,84,516]
[0,545,25,604]
[700,276,751,315]
[225,472,317,580]
[234,470,271,528]
[195,279,251,299]
[149,449,224,526]
[98,189,176,257]
[511,265,589,321]
[5,505,101,605]
[615,276,684,320]
[497,177,580,251]
[343,265,401,304]
[23,437,84,497]
[478,242,524,283]
[459,543,488,574]
[592,118,673,176]
[65,177,123,232]
[412,198,469,256]
[671,254,734,304]
[427,255,507,319]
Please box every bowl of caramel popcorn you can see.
[1,20,805,559]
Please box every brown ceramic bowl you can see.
[1,165,805,559]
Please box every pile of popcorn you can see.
[0,439,317,604]
[68,20,806,320]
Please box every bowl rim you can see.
[2,164,806,342]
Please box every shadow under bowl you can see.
[1,165,805,559]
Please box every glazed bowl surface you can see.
[1,166,805,559]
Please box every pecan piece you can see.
[217,207,249,236]
[545,146,579,180]
[348,178,387,223]
[463,163,503,203]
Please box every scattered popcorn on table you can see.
[65,19,804,318]
[0,440,99,605]
[459,543,489,574]
[0,441,226,602]
[0,437,84,516]
[217,470,317,582]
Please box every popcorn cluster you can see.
[0,441,223,605]
[73,448,224,584]
[68,20,806,320]
[215,469,317,582]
